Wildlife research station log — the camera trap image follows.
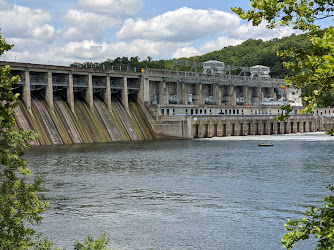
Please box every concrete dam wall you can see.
[14,94,155,146]
[3,61,334,143]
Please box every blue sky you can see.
[0,0,313,64]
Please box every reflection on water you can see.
[26,133,334,249]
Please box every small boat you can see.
[258,142,273,147]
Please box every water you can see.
[26,133,334,249]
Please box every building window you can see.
[167,109,170,115]
[161,109,164,115]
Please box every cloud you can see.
[230,22,298,41]
[0,0,11,10]
[0,4,54,40]
[171,37,244,59]
[199,37,244,53]
[172,47,201,59]
[77,0,143,16]
[62,10,121,41]
[117,7,241,42]
[60,39,191,61]
[172,25,298,59]
[0,1,299,64]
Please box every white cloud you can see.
[32,25,55,41]
[117,7,241,42]
[172,47,201,59]
[199,36,244,53]
[171,37,244,59]
[0,0,11,10]
[230,22,298,41]
[60,39,191,61]
[77,0,143,16]
[0,5,53,39]
[0,1,300,64]
[62,10,121,41]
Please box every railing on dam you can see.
[0,57,286,86]
[0,56,143,73]
[190,114,315,121]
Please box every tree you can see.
[232,1,334,247]
[232,0,334,117]
[281,185,334,249]
[74,233,110,250]
[0,33,49,248]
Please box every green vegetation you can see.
[72,56,173,71]
[232,0,334,247]
[1,33,111,250]
[0,33,49,249]
[74,233,110,250]
[232,0,334,114]
[183,34,311,79]
[281,185,334,249]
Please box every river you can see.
[26,132,334,249]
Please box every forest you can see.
[183,33,310,79]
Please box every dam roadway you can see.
[1,61,333,143]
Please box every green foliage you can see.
[276,104,293,121]
[73,56,172,71]
[232,0,334,113]
[281,185,334,249]
[74,233,110,250]
[0,33,49,248]
[31,235,61,250]
[189,35,311,78]
[232,1,334,248]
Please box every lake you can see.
[26,132,334,249]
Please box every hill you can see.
[180,33,311,79]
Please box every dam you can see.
[1,60,333,145]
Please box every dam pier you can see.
[1,60,333,145]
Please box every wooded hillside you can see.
[182,33,311,79]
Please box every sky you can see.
[0,0,321,64]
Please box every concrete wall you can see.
[3,61,333,140]
[154,114,320,139]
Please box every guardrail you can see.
[0,56,144,73]
[0,55,70,66]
